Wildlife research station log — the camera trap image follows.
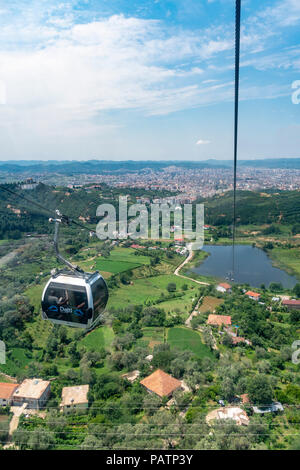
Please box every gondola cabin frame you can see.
[41,269,108,330]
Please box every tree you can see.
[81,435,104,450]
[221,377,236,401]
[291,224,300,236]
[257,360,271,374]
[269,282,283,292]
[202,326,214,350]
[167,283,176,293]
[0,420,9,445]
[143,394,161,416]
[68,342,80,366]
[292,283,300,298]
[46,411,67,438]
[190,316,203,330]
[27,428,55,450]
[248,374,273,405]
[152,349,173,370]
[222,332,233,347]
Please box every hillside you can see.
[202,190,300,226]
[1,184,299,240]
[0,158,300,175]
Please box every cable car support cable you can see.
[232,0,241,281]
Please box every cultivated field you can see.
[167,326,215,359]
[199,296,224,313]
[137,327,165,349]
[79,326,115,352]
[82,247,151,275]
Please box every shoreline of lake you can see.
[188,244,298,289]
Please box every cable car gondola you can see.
[41,210,108,330]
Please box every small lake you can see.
[190,244,298,288]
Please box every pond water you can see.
[190,244,298,288]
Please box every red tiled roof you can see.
[282,300,300,305]
[140,369,181,397]
[207,314,231,326]
[0,382,19,400]
[241,393,250,404]
[219,283,231,290]
[245,291,260,297]
[232,336,246,344]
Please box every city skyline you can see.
[0,0,300,160]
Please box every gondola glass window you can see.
[44,282,89,324]
[92,277,109,320]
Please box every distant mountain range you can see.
[0,158,299,174]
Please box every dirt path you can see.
[8,404,27,437]
[0,242,30,268]
[174,244,210,286]
[0,249,19,268]
[0,372,17,383]
[185,296,203,327]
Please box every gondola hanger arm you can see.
[49,210,84,274]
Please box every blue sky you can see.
[0,0,300,161]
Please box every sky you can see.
[0,0,300,161]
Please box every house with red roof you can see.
[216,282,232,294]
[140,369,182,398]
[207,314,231,327]
[245,291,261,301]
[0,382,19,407]
[282,299,300,310]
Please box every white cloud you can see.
[0,2,299,159]
[258,0,300,27]
[196,139,211,145]
[0,14,237,121]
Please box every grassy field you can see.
[136,327,165,349]
[107,274,199,310]
[156,293,196,317]
[199,296,224,313]
[79,326,115,352]
[0,348,32,377]
[80,247,151,275]
[167,326,215,359]
[95,259,142,273]
[186,249,209,267]
[268,247,300,280]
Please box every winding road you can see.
[174,243,210,286]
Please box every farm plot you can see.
[136,327,165,350]
[167,327,215,360]
[79,326,115,352]
[83,247,151,275]
[199,296,224,313]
